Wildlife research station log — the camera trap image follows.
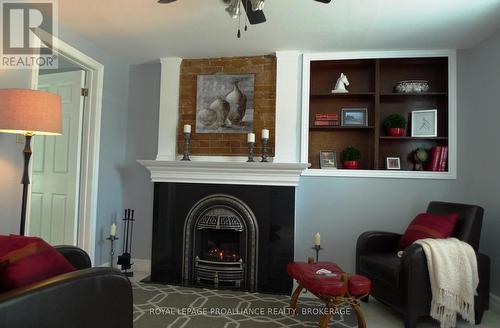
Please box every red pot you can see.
[343,160,360,169]
[387,128,405,137]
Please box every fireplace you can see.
[150,182,296,294]
[182,194,258,290]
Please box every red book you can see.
[315,113,339,120]
[438,146,448,172]
[428,146,441,171]
[314,120,340,126]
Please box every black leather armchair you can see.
[0,245,133,328]
[356,202,490,328]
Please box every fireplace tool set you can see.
[117,209,135,276]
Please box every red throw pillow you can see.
[398,213,459,250]
[0,235,75,292]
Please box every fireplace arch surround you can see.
[182,194,259,291]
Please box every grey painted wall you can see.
[458,30,500,296]
[57,27,131,265]
[123,63,160,260]
[295,177,464,271]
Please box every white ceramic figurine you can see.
[332,73,350,93]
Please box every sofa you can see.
[0,245,133,328]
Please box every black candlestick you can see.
[261,138,269,162]
[182,133,191,161]
[312,245,323,263]
[247,142,255,162]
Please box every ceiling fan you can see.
[158,0,332,28]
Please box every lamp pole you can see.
[19,134,33,235]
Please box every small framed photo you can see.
[386,157,401,170]
[341,108,368,127]
[320,150,338,169]
[411,109,437,137]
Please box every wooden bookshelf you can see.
[305,54,450,172]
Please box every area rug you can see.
[133,282,358,328]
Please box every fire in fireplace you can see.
[182,194,258,291]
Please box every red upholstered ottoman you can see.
[287,261,371,328]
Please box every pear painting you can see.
[196,74,254,133]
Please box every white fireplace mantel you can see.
[138,160,308,187]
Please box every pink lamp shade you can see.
[0,88,62,136]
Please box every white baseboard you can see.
[490,293,500,314]
[99,257,151,274]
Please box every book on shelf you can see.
[439,146,448,172]
[427,146,448,172]
[428,146,442,171]
[315,113,339,121]
[314,120,340,126]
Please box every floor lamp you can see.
[0,89,62,236]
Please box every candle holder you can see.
[182,132,191,161]
[247,142,255,162]
[260,138,269,162]
[311,245,323,263]
[106,235,119,268]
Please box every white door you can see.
[29,70,86,245]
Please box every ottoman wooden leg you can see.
[319,312,333,328]
[290,284,304,314]
[351,303,366,328]
[319,304,336,328]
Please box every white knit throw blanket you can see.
[414,238,478,328]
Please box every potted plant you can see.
[341,146,361,169]
[383,113,407,137]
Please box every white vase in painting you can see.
[225,81,247,125]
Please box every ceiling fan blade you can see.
[314,0,332,3]
[241,0,266,25]
[158,0,177,3]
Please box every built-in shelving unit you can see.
[301,50,456,179]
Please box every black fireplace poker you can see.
[117,209,135,277]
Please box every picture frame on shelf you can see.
[320,150,338,169]
[411,109,437,137]
[341,108,368,127]
[386,157,401,170]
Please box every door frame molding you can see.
[28,29,103,264]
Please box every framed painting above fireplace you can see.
[196,74,255,134]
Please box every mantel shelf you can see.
[138,160,308,187]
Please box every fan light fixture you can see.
[250,0,265,11]
[159,0,332,38]
[225,0,241,19]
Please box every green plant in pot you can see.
[383,113,407,137]
[341,146,361,169]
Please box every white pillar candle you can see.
[247,133,255,143]
[314,232,321,246]
[183,124,191,134]
[110,223,117,237]
[262,128,269,139]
